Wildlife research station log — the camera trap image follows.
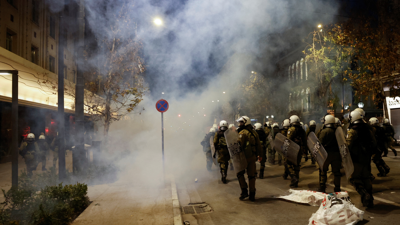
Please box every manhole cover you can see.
[181,203,213,215]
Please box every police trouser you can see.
[39,153,46,169]
[268,147,282,163]
[284,156,301,180]
[259,146,267,172]
[205,150,213,171]
[24,152,37,176]
[53,147,58,167]
[319,152,342,187]
[372,152,390,175]
[218,149,231,177]
[237,156,257,192]
[351,161,373,200]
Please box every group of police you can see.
[19,133,62,176]
[201,108,397,208]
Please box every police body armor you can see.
[335,127,354,180]
[306,132,328,168]
[274,133,301,165]
[210,136,218,165]
[224,128,247,173]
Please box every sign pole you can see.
[162,112,165,176]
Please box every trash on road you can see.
[278,189,349,206]
[308,193,364,225]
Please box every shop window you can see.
[6,30,17,53]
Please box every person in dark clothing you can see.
[255,123,267,179]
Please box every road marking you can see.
[170,175,183,225]
[327,184,400,207]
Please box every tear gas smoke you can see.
[48,0,340,187]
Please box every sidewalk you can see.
[72,181,174,225]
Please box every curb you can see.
[170,175,183,225]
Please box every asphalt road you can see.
[176,150,400,225]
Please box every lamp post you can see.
[0,70,19,188]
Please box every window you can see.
[49,56,56,73]
[32,0,39,24]
[296,61,300,81]
[31,46,38,64]
[6,30,16,53]
[306,88,311,111]
[7,0,15,6]
[292,64,295,82]
[49,16,55,38]
[34,32,36,38]
[300,58,304,80]
[10,15,14,22]
[305,60,308,80]
[51,44,53,50]
[288,66,291,82]
[64,66,68,80]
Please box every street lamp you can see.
[271,115,274,118]
[153,17,163,26]
[266,116,269,118]
[317,24,322,28]
[0,70,18,188]
[358,102,364,109]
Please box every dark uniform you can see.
[237,124,262,200]
[383,124,397,156]
[214,129,230,183]
[201,130,216,171]
[255,128,267,178]
[280,127,290,179]
[346,121,376,207]
[305,125,317,165]
[286,125,307,188]
[371,125,390,177]
[317,125,342,192]
[19,141,40,176]
[37,138,50,171]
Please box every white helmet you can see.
[369,117,379,125]
[324,115,335,125]
[27,133,35,139]
[355,108,365,117]
[383,118,390,125]
[219,120,228,130]
[272,123,279,128]
[237,116,251,126]
[265,121,270,127]
[282,119,290,127]
[300,122,304,126]
[39,135,45,140]
[254,123,262,130]
[335,117,341,126]
[350,110,363,124]
[289,115,300,125]
[309,120,316,126]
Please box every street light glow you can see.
[153,18,163,26]
[318,24,322,28]
[223,92,226,94]
[162,92,164,94]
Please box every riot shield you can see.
[342,123,350,137]
[274,133,301,165]
[267,135,274,150]
[224,129,247,173]
[209,136,218,166]
[306,132,328,168]
[335,127,354,180]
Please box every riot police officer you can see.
[214,120,231,183]
[37,133,50,171]
[269,123,281,165]
[201,127,216,171]
[369,117,390,177]
[281,119,291,178]
[286,115,307,188]
[382,118,397,157]
[347,110,376,208]
[19,133,40,176]
[317,115,342,193]
[237,116,262,201]
[255,123,267,179]
[306,120,317,165]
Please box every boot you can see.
[259,170,264,179]
[221,177,227,184]
[391,148,397,156]
[282,172,288,180]
[334,186,341,192]
[383,164,390,175]
[249,190,256,202]
[361,191,373,208]
[377,166,387,177]
[290,176,299,188]
[370,174,376,181]
[239,188,249,200]
[317,184,326,193]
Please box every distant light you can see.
[162,92,164,95]
[320,29,323,32]
[217,100,219,102]
[344,105,349,110]
[266,116,269,118]
[358,102,364,109]
[271,115,274,118]
[204,114,206,117]
[223,92,226,94]
[153,18,163,26]
[178,114,181,117]
[317,24,322,28]
[203,108,205,109]
[212,101,214,102]
[251,71,257,74]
